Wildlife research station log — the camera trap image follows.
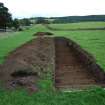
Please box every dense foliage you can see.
[19,18,32,26]
[36,17,50,24]
[52,15,105,23]
[0,2,12,30]
[12,19,20,30]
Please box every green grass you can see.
[0,78,105,105]
[0,25,50,63]
[0,86,105,105]
[49,22,105,29]
[0,22,105,105]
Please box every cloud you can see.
[0,0,105,18]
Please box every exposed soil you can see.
[54,37,105,89]
[0,36,55,91]
[34,32,53,36]
[0,35,105,91]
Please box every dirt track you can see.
[55,37,105,89]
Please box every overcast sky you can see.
[0,0,105,18]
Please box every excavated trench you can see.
[0,34,105,91]
[54,37,105,90]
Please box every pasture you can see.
[49,22,105,29]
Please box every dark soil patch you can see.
[54,37,105,90]
[11,69,38,77]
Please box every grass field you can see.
[49,22,105,29]
[0,22,105,105]
[0,87,105,105]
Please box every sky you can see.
[0,0,105,18]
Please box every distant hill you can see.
[26,15,105,24]
[50,15,105,23]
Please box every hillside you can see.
[51,15,105,23]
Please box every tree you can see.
[12,19,20,30]
[19,18,32,26]
[36,17,50,24]
[0,2,12,31]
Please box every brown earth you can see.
[34,32,53,36]
[0,36,55,91]
[54,37,105,90]
[0,35,105,91]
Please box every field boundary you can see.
[46,24,105,31]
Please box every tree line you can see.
[0,2,12,31]
[1,2,105,31]
[0,2,33,31]
[51,15,105,23]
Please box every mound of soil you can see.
[34,32,53,36]
[0,36,55,91]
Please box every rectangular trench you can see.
[54,37,105,90]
